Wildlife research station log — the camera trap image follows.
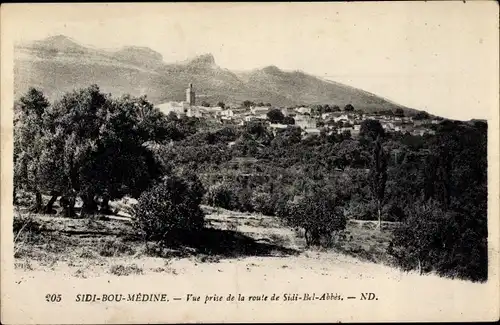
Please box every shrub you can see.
[385,203,406,222]
[206,183,236,210]
[236,187,254,213]
[251,192,276,216]
[389,200,487,282]
[277,188,346,247]
[344,199,376,220]
[13,210,44,246]
[267,109,285,123]
[133,175,205,240]
[109,264,143,276]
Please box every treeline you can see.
[14,85,198,217]
[14,85,487,282]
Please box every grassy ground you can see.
[13,203,403,278]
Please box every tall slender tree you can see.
[13,88,50,211]
[368,135,388,229]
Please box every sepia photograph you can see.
[1,2,499,324]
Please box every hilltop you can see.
[15,35,414,113]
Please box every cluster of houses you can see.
[156,83,438,138]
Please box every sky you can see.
[3,2,499,120]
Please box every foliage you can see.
[133,175,205,240]
[344,104,355,112]
[267,108,285,123]
[13,88,51,211]
[390,200,487,281]
[242,100,255,108]
[251,191,277,216]
[389,122,487,281]
[277,187,347,247]
[206,183,237,210]
[368,137,388,228]
[13,84,487,282]
[414,111,430,120]
[283,116,295,125]
[14,86,167,216]
[394,108,405,117]
[360,119,385,141]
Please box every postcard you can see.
[1,2,499,323]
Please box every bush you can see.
[277,189,346,247]
[251,192,276,216]
[385,203,405,222]
[344,199,376,220]
[389,200,487,282]
[133,176,205,240]
[267,109,285,123]
[206,183,237,210]
[236,187,254,213]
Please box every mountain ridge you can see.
[14,35,416,113]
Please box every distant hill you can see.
[14,35,415,113]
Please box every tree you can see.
[324,105,334,113]
[13,88,51,212]
[332,105,341,112]
[277,187,346,247]
[333,139,369,170]
[360,119,385,141]
[313,104,324,115]
[267,108,285,123]
[133,175,205,241]
[368,136,388,229]
[242,100,255,108]
[206,183,236,210]
[414,111,430,120]
[16,85,167,217]
[394,108,405,117]
[271,126,302,149]
[389,200,487,281]
[217,101,225,109]
[251,191,278,216]
[167,111,178,122]
[386,121,486,281]
[283,116,295,125]
[201,101,211,107]
[344,104,355,112]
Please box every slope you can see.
[14,35,414,113]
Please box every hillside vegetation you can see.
[13,85,487,282]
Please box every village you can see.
[156,84,440,138]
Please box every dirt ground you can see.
[13,204,450,283]
[10,204,492,324]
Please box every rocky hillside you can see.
[14,35,413,113]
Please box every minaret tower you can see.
[186,83,196,106]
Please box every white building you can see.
[295,115,317,129]
[295,106,311,115]
[156,82,198,117]
[156,101,189,116]
[269,123,289,130]
[250,106,271,115]
[221,109,234,118]
[333,114,350,122]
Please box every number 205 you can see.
[46,294,62,302]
